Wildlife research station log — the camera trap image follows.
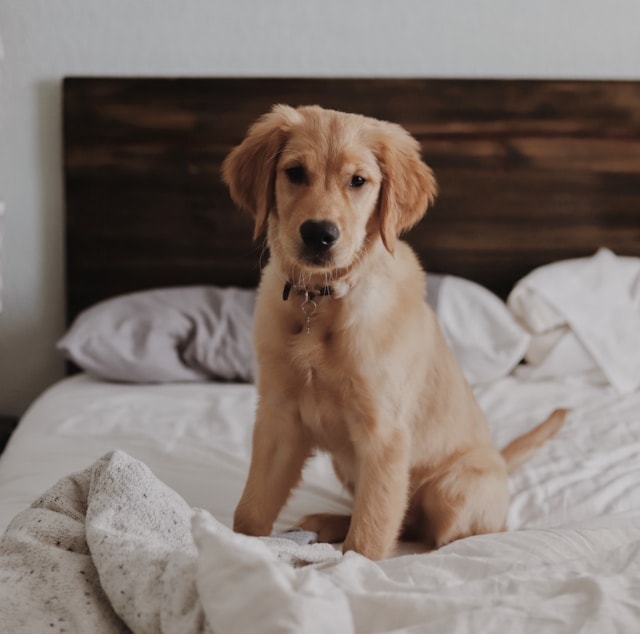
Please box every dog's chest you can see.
[288,323,362,451]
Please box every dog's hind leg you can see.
[416,448,509,549]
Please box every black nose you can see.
[299,220,340,251]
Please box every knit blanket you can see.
[0,450,340,634]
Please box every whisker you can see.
[258,238,269,270]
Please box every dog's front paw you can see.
[233,510,271,537]
[342,531,389,560]
[297,513,351,543]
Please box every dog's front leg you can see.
[342,427,410,560]
[234,402,311,537]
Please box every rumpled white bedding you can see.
[0,378,352,538]
[509,248,640,392]
[1,370,640,631]
[2,449,640,634]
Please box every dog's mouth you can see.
[299,248,334,268]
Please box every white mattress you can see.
[2,373,640,631]
[2,372,640,540]
[0,374,351,536]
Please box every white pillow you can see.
[507,249,640,392]
[428,275,530,385]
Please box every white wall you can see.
[0,0,639,416]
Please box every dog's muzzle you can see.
[299,220,340,264]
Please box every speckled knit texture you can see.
[0,451,211,633]
[0,460,126,633]
[0,451,342,633]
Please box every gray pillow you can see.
[57,286,256,383]
[58,276,525,386]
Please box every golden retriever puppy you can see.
[223,105,564,560]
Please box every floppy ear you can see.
[374,122,437,253]
[222,105,301,240]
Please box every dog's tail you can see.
[500,409,567,474]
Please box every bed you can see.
[1,78,640,633]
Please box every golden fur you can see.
[223,105,565,560]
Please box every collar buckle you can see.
[282,281,332,301]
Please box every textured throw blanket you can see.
[0,451,340,634]
[3,450,640,633]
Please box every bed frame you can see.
[63,78,640,323]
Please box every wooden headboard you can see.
[63,78,640,322]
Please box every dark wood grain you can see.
[64,78,640,321]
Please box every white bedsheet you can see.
[3,373,640,535]
[0,375,351,537]
[2,373,640,631]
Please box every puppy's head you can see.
[222,105,436,278]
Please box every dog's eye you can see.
[350,175,366,188]
[285,165,307,185]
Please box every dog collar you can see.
[282,281,333,301]
[282,281,334,335]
